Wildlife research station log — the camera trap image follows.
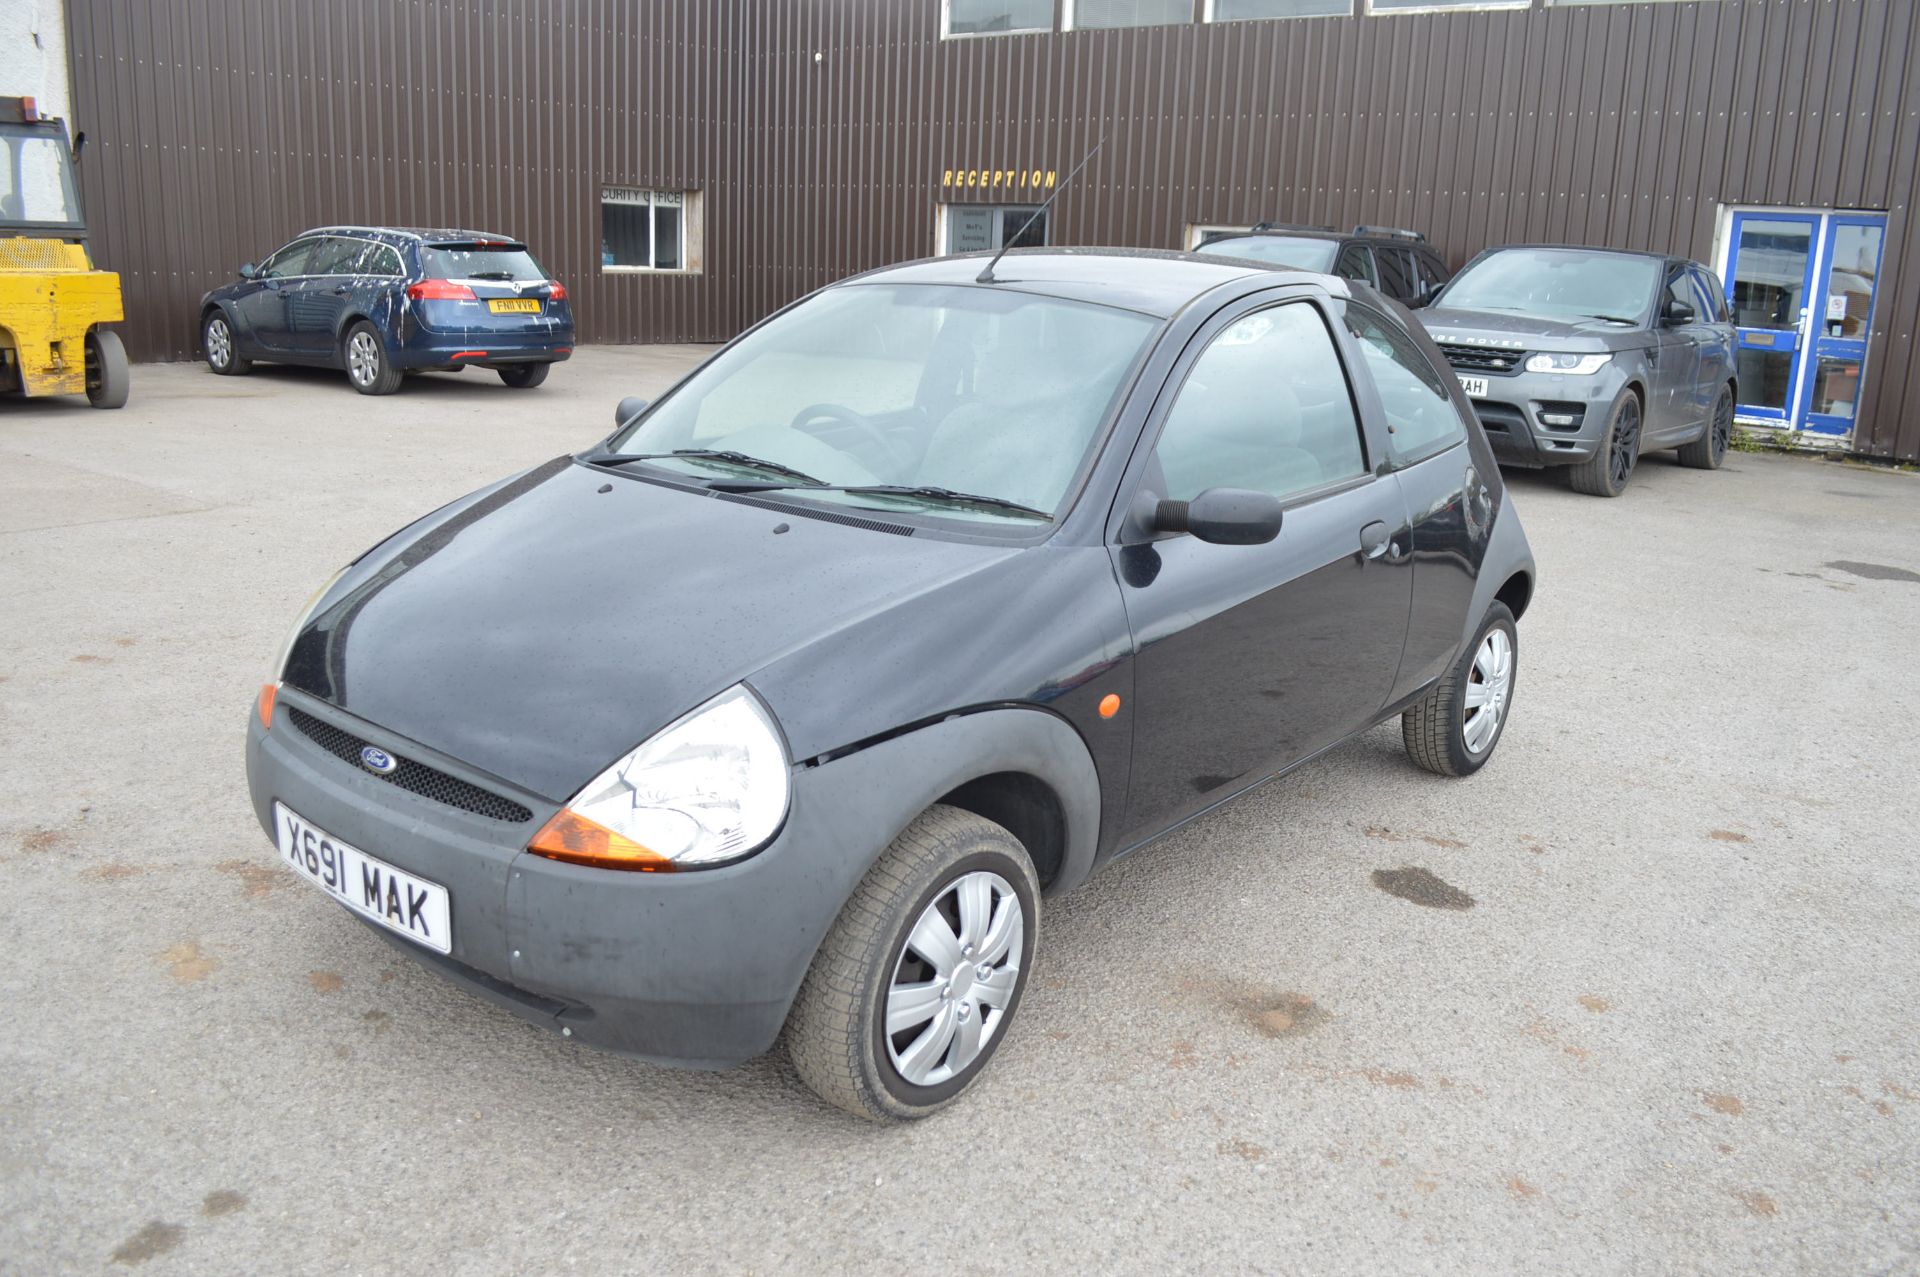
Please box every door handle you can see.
[1359,521,1395,561]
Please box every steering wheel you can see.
[788,402,907,473]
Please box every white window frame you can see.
[1063,0,1196,32]
[1364,0,1527,14]
[941,0,1056,38]
[1186,223,1254,250]
[600,187,703,274]
[1201,0,1354,21]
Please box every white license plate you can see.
[274,802,452,954]
[1457,375,1490,398]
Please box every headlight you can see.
[529,685,790,871]
[1524,352,1612,376]
[258,565,349,729]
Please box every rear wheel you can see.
[1678,385,1733,470]
[786,805,1039,1122]
[1403,602,1517,777]
[344,322,401,395]
[85,329,130,409]
[497,362,551,389]
[202,311,250,376]
[1568,392,1640,497]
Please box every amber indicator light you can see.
[1098,693,1122,719]
[529,809,675,872]
[257,683,278,730]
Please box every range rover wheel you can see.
[344,322,402,395]
[1568,392,1641,497]
[1402,601,1517,777]
[202,311,250,376]
[1677,385,1734,470]
[786,805,1039,1122]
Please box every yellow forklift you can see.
[0,95,127,408]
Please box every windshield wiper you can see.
[589,449,827,486]
[711,481,1051,521]
[1583,313,1638,325]
[469,271,520,281]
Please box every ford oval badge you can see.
[359,745,398,774]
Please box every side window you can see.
[306,237,363,276]
[1153,303,1366,504]
[1341,303,1466,462]
[1335,243,1380,289]
[1689,267,1727,323]
[1663,266,1694,319]
[1417,250,1450,296]
[259,238,319,279]
[1374,247,1415,301]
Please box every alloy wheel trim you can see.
[1462,626,1513,755]
[206,318,232,369]
[1713,393,1732,460]
[883,869,1024,1089]
[1611,399,1640,488]
[348,331,380,385]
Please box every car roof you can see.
[297,225,524,244]
[840,248,1321,318]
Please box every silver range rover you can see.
[1418,246,1738,497]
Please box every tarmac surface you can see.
[3,348,1917,1274]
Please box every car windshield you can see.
[1438,248,1659,323]
[1195,235,1339,272]
[0,128,82,228]
[422,243,547,281]
[607,283,1159,523]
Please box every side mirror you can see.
[1413,285,1445,309]
[615,395,649,426]
[1154,487,1284,546]
[1662,299,1696,325]
[238,263,257,280]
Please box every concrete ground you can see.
[2,348,1917,1276]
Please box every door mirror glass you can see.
[1155,488,1284,546]
[615,395,649,426]
[238,262,257,280]
[1662,299,1696,325]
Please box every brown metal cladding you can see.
[66,0,1920,459]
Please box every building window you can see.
[602,187,701,273]
[1550,0,1701,5]
[945,0,1055,35]
[942,204,1049,255]
[1066,0,1193,30]
[1367,0,1525,12]
[1206,0,1350,19]
[1188,224,1253,249]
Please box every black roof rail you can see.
[1353,225,1427,243]
[1250,221,1338,233]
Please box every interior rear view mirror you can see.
[615,396,650,426]
[1155,487,1285,546]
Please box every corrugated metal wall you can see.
[67,0,1920,459]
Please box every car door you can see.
[283,236,366,356]
[232,237,319,352]
[1687,265,1735,414]
[1336,300,1484,699]
[1649,263,1704,436]
[1111,294,1413,844]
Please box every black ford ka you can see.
[246,248,1535,1120]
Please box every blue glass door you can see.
[1724,212,1819,425]
[1798,214,1887,437]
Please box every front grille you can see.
[1438,342,1527,375]
[288,707,534,823]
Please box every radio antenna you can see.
[975,136,1105,284]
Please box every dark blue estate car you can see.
[198,226,574,394]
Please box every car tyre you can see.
[1567,392,1640,497]
[786,804,1039,1122]
[497,362,551,389]
[344,321,402,395]
[202,311,250,376]
[84,328,130,409]
[1677,385,1734,470]
[1402,601,1517,777]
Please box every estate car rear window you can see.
[609,283,1159,523]
[422,244,548,281]
[1440,248,1659,324]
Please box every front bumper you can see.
[245,688,883,1068]
[1456,365,1631,468]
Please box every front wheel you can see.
[344,322,402,395]
[85,329,130,409]
[203,311,250,376]
[1677,385,1733,470]
[1568,393,1641,497]
[786,806,1039,1122]
[1403,602,1517,777]
[497,362,551,389]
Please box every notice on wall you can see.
[1827,294,1850,321]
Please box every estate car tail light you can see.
[546,280,568,302]
[406,278,476,302]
